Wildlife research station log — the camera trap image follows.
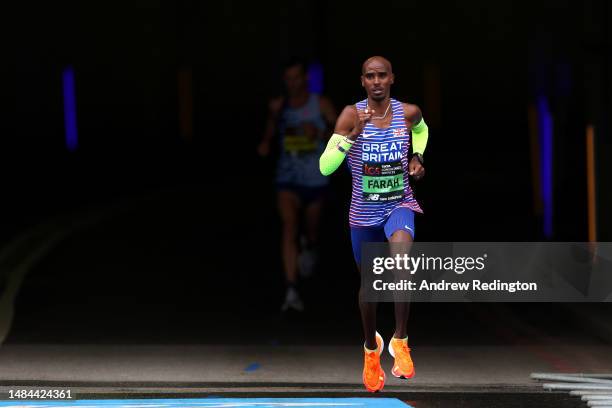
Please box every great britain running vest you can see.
[347,98,423,226]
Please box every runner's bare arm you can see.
[319,106,360,176]
[257,97,283,157]
[402,103,423,128]
[335,105,372,140]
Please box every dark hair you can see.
[283,56,308,73]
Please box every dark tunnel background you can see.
[4,0,612,344]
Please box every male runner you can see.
[319,56,429,392]
[258,58,337,312]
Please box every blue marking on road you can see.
[244,362,261,372]
[0,397,412,407]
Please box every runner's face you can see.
[361,61,394,102]
[284,65,307,96]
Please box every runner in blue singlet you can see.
[257,58,337,312]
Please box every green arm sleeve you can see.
[319,134,353,176]
[411,118,429,154]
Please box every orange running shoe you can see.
[362,332,385,392]
[389,337,415,379]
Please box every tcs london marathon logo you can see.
[363,163,381,176]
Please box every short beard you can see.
[371,93,386,102]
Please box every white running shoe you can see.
[281,287,304,312]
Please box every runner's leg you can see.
[278,190,301,295]
[352,226,386,350]
[384,207,416,339]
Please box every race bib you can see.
[283,127,317,154]
[362,161,405,202]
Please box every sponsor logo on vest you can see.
[363,163,381,175]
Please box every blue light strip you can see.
[308,61,324,94]
[62,65,78,152]
[537,95,553,238]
